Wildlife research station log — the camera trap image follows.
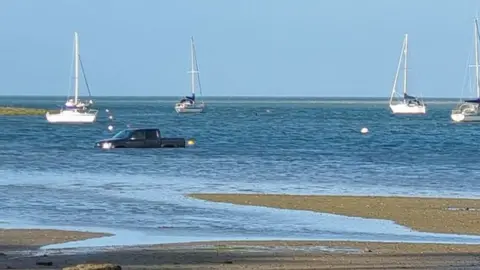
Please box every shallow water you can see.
[1,96,480,247]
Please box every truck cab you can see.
[95,128,192,149]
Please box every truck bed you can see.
[161,137,186,148]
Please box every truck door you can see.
[126,130,146,148]
[145,129,161,148]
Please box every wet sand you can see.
[189,193,480,235]
[1,238,480,269]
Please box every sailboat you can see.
[389,34,427,114]
[451,18,480,122]
[174,36,205,113]
[46,32,98,124]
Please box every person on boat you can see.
[65,99,75,107]
[407,99,420,106]
[178,95,195,105]
[403,93,421,106]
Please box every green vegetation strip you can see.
[0,107,57,116]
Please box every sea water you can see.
[1,96,480,248]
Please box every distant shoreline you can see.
[0,106,55,116]
[0,95,466,99]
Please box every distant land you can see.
[0,95,464,100]
[0,95,464,106]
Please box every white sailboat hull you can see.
[451,112,480,122]
[389,103,426,114]
[45,110,98,123]
[175,103,205,113]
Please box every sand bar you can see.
[0,229,111,251]
[189,193,480,235]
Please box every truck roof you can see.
[123,128,159,132]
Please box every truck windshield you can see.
[112,130,131,139]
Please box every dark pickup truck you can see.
[95,128,195,149]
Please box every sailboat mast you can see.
[190,37,196,98]
[403,34,408,95]
[475,19,480,98]
[390,36,405,104]
[74,32,79,104]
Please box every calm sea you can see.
[2,96,480,247]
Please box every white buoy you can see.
[108,115,113,120]
[105,109,109,113]
[361,127,369,134]
[108,125,114,131]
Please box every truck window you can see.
[145,130,158,140]
[131,130,146,140]
[112,130,130,139]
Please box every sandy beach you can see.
[189,193,480,235]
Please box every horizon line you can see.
[0,94,464,99]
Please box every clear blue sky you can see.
[0,0,478,97]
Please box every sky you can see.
[0,0,479,97]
